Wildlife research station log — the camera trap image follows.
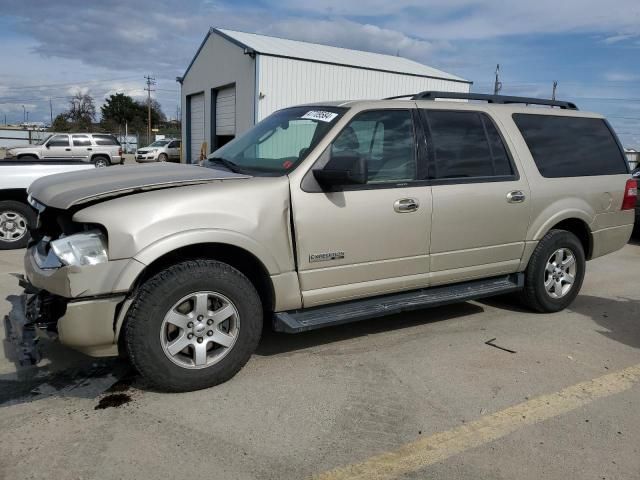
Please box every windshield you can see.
[148,140,171,147]
[205,106,345,175]
[35,134,52,145]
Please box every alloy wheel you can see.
[160,291,240,369]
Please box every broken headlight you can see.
[50,230,108,266]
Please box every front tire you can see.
[158,153,168,162]
[520,229,586,313]
[0,200,35,249]
[124,260,263,392]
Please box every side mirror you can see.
[45,144,50,149]
[313,151,367,188]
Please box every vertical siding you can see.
[257,56,470,120]
[181,34,255,159]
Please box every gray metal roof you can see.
[180,28,470,84]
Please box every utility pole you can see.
[144,75,156,143]
[49,98,53,125]
[552,80,558,100]
[493,64,502,95]
[22,105,25,123]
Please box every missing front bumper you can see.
[3,278,63,366]
[4,276,126,364]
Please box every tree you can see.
[99,93,167,137]
[67,92,96,131]
[51,113,70,132]
[134,99,166,128]
[101,93,138,131]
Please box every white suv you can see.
[4,133,123,167]
[135,139,181,162]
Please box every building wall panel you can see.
[181,34,255,162]
[257,56,470,121]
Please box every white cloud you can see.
[604,72,640,82]
[261,18,453,62]
[275,0,640,40]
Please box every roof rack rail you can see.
[385,91,578,110]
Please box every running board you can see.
[273,273,524,333]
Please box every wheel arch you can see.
[16,153,39,159]
[132,242,275,312]
[90,153,111,164]
[0,188,29,203]
[547,218,593,260]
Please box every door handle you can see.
[394,198,419,213]
[65,148,71,151]
[506,190,526,203]
[87,148,92,151]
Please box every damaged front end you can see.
[4,275,67,366]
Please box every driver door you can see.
[42,134,72,160]
[291,109,432,307]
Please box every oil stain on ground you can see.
[93,368,137,410]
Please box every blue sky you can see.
[1,0,639,146]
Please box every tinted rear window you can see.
[423,110,514,179]
[513,114,628,177]
[92,135,120,146]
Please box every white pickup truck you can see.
[0,162,93,249]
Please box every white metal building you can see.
[178,28,471,164]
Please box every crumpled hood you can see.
[28,162,249,210]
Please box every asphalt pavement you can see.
[1,242,639,479]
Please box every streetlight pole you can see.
[22,105,25,123]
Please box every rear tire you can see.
[520,229,585,313]
[0,200,35,249]
[93,156,110,168]
[124,260,263,392]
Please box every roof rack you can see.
[385,91,578,110]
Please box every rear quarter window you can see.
[92,135,120,146]
[512,114,628,177]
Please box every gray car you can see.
[4,133,123,167]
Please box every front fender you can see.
[133,228,282,274]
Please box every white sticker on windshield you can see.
[301,110,339,123]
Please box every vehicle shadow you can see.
[255,301,485,356]
[568,294,640,350]
[480,292,640,350]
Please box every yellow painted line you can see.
[313,363,640,480]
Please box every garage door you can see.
[189,93,205,163]
[215,86,236,136]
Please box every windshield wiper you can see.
[206,157,243,173]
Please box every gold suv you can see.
[6,92,637,392]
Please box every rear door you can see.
[420,109,531,285]
[291,108,432,307]
[42,134,72,160]
[71,134,93,161]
